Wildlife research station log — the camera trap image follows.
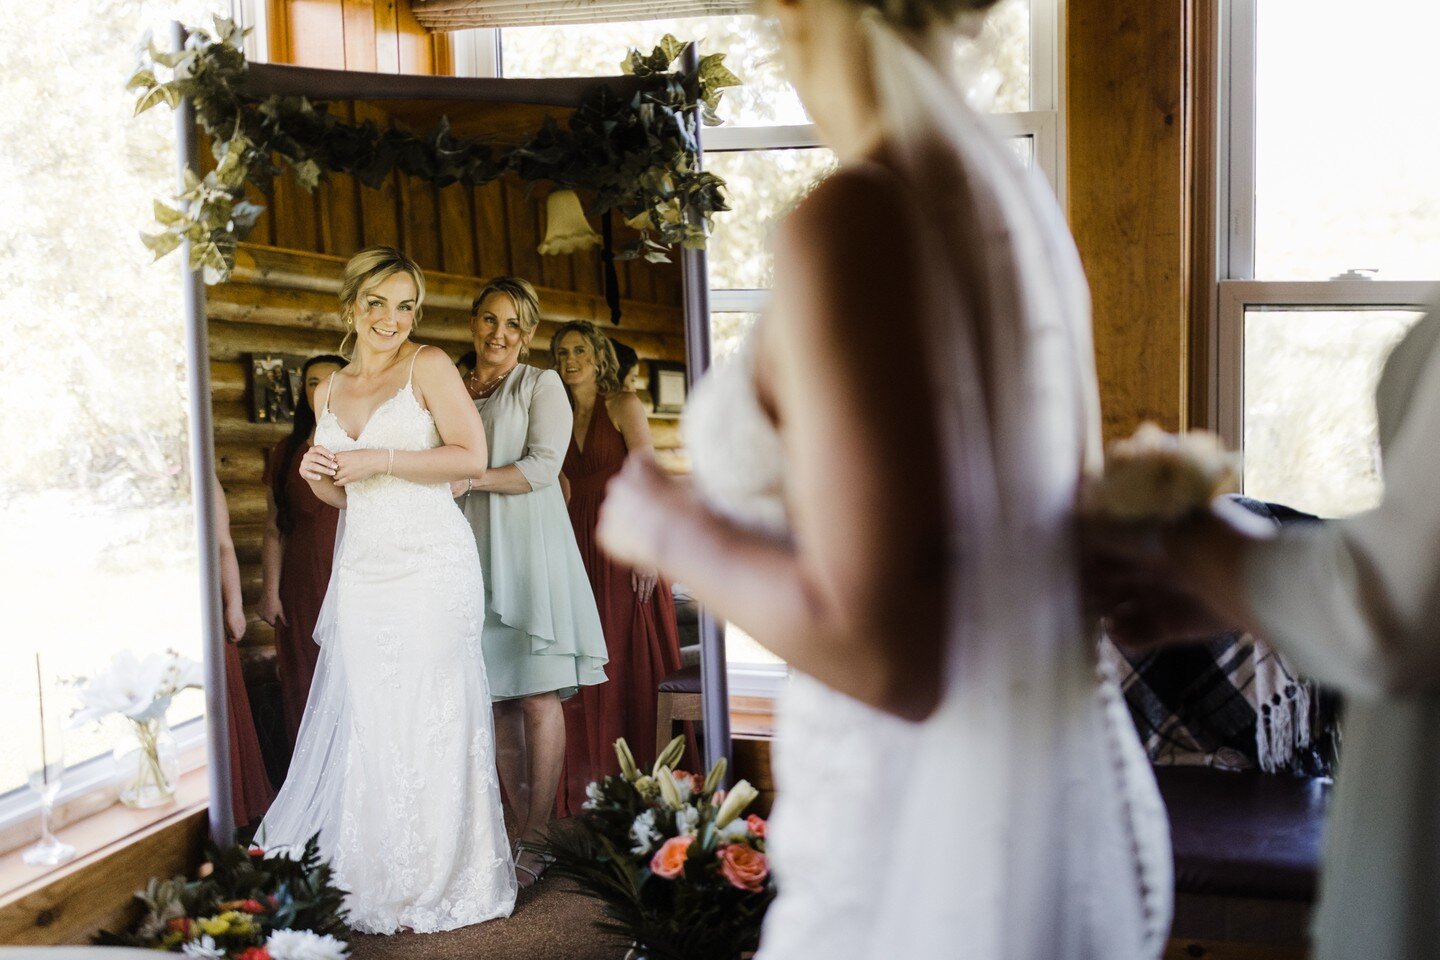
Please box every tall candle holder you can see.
[22,654,75,867]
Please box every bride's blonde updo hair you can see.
[848,0,1003,31]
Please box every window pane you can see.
[710,311,761,364]
[501,16,810,126]
[705,148,838,290]
[965,0,1031,114]
[499,1,1032,123]
[1243,306,1426,517]
[1009,134,1035,169]
[1255,1,1440,280]
[0,0,224,796]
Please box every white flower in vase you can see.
[629,808,662,855]
[71,649,203,808]
[265,928,351,960]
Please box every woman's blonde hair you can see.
[471,276,542,361]
[551,320,621,396]
[337,246,426,356]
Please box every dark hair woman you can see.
[259,353,346,753]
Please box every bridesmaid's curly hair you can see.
[551,320,622,396]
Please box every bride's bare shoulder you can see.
[776,164,922,275]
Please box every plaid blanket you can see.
[1101,498,1339,778]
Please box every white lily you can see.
[714,779,760,828]
[71,651,199,726]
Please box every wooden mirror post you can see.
[679,43,732,776]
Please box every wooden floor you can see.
[348,879,628,960]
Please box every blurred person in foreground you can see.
[1089,302,1440,960]
[593,0,1171,955]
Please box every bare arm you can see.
[599,171,949,720]
[212,475,248,643]
[300,379,348,509]
[259,481,287,627]
[609,392,655,457]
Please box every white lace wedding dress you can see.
[680,14,1171,960]
[256,351,516,934]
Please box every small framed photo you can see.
[248,353,307,424]
[648,361,688,416]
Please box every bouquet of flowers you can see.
[71,649,204,807]
[537,736,775,960]
[96,834,350,959]
[1082,422,1240,524]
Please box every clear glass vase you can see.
[114,716,178,809]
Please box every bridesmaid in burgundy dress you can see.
[213,475,275,826]
[259,354,345,752]
[554,322,688,812]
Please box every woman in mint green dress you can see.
[454,276,608,884]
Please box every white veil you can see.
[854,12,1172,958]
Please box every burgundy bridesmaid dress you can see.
[560,401,689,814]
[226,641,274,826]
[263,440,340,749]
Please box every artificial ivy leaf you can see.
[126,69,158,93]
[134,84,178,116]
[153,200,184,226]
[292,158,322,192]
[698,53,742,93]
[658,34,689,65]
[141,230,183,259]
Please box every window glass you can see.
[1254,0,1440,280]
[1243,307,1426,517]
[501,16,810,126]
[0,0,226,795]
[704,148,839,290]
[710,311,761,365]
[498,0,1031,123]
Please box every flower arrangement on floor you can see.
[71,649,203,808]
[96,835,350,959]
[536,736,775,960]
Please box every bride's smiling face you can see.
[352,271,418,355]
[472,292,532,368]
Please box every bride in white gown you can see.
[256,247,516,933]
[597,1,1169,957]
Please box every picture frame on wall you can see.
[648,360,688,416]
[247,353,306,424]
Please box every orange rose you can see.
[746,814,767,838]
[650,835,696,879]
[165,917,193,937]
[237,948,271,960]
[717,843,768,893]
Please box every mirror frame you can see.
[174,37,730,844]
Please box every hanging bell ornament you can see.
[537,189,602,256]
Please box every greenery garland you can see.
[130,18,740,283]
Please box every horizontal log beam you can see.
[228,243,684,335]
